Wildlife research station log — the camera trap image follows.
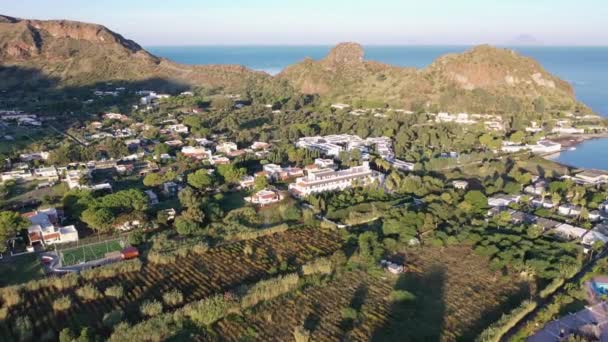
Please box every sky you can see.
[3,0,608,46]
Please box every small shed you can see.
[121,247,139,260]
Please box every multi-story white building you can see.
[25,208,78,247]
[289,162,383,197]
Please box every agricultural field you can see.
[212,245,531,341]
[0,227,341,341]
[60,240,125,266]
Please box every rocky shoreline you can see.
[551,133,608,148]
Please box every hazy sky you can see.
[3,0,607,45]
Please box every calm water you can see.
[147,45,608,170]
[549,139,608,170]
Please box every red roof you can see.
[121,246,139,260]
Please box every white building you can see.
[216,142,238,155]
[388,159,415,171]
[245,189,284,205]
[553,223,587,240]
[487,194,521,208]
[289,162,383,197]
[33,166,59,181]
[25,208,78,247]
[452,180,469,190]
[166,124,189,134]
[181,146,212,160]
[20,152,49,162]
[1,169,33,183]
[552,127,585,134]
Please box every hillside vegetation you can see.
[0,15,590,114]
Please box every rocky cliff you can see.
[0,15,270,92]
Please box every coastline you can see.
[542,133,608,171]
[550,132,608,148]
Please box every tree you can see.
[187,170,214,190]
[358,231,384,264]
[0,211,29,252]
[253,175,269,191]
[143,173,163,187]
[178,187,200,208]
[81,207,114,233]
[174,216,200,236]
[509,131,525,144]
[216,164,246,184]
[212,97,234,112]
[464,191,488,213]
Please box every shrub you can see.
[105,285,124,298]
[341,307,359,320]
[0,307,8,321]
[148,251,177,265]
[389,290,416,302]
[15,316,33,341]
[163,289,184,307]
[76,285,101,301]
[53,295,72,312]
[240,273,300,309]
[293,325,311,342]
[183,294,235,326]
[476,300,537,342]
[301,257,333,276]
[0,286,21,308]
[140,300,163,317]
[82,259,142,281]
[58,328,75,342]
[103,309,124,328]
[51,273,79,290]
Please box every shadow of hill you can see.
[0,64,191,97]
[0,65,192,154]
[372,265,447,342]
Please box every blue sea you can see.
[148,45,608,170]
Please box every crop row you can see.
[0,227,342,341]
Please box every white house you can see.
[553,223,587,240]
[487,194,521,208]
[558,204,582,217]
[33,166,59,181]
[25,208,78,247]
[452,180,469,190]
[245,189,284,205]
[181,146,212,160]
[216,142,238,155]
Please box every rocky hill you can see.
[0,15,270,92]
[0,15,588,114]
[278,43,583,113]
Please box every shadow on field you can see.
[371,265,447,342]
[459,281,532,341]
